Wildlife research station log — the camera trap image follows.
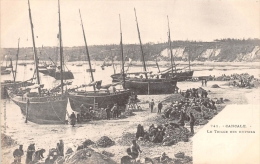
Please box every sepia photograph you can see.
[1,0,259,164]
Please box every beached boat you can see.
[160,70,194,81]
[111,70,193,82]
[68,11,131,111]
[8,0,68,124]
[1,80,34,99]
[125,78,177,95]
[123,9,177,95]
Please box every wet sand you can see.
[1,80,259,164]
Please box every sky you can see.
[1,0,259,48]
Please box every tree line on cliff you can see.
[1,38,259,62]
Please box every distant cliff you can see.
[1,39,259,62]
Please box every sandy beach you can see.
[1,79,259,164]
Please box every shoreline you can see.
[1,80,259,164]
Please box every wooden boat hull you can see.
[8,91,68,124]
[68,90,131,112]
[111,73,127,82]
[48,70,74,80]
[111,71,194,82]
[38,69,49,75]
[161,70,194,81]
[1,70,11,75]
[125,79,177,95]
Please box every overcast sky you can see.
[1,0,259,48]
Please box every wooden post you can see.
[148,82,150,95]
[25,99,30,123]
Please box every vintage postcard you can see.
[1,0,259,164]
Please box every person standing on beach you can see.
[202,80,204,86]
[70,112,76,127]
[178,109,185,126]
[26,143,35,164]
[158,101,163,113]
[105,105,111,120]
[150,99,155,113]
[205,79,207,86]
[59,140,64,156]
[112,104,118,118]
[189,113,195,135]
[13,145,24,164]
[130,140,142,160]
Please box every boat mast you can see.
[155,58,160,73]
[10,58,15,81]
[119,14,126,89]
[14,38,19,81]
[188,47,191,71]
[58,0,64,94]
[134,8,148,79]
[167,16,177,76]
[28,0,41,95]
[79,9,96,91]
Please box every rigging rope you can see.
[48,99,64,123]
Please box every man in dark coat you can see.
[13,145,24,163]
[70,112,76,127]
[58,140,64,156]
[26,144,35,164]
[189,112,195,135]
[178,109,185,126]
[112,104,118,118]
[149,99,155,113]
[105,105,111,120]
[158,101,163,113]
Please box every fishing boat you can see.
[48,70,74,80]
[1,69,11,75]
[45,50,74,80]
[68,11,131,112]
[86,68,95,72]
[111,17,193,83]
[17,63,27,66]
[1,80,34,99]
[8,0,68,124]
[161,17,194,82]
[38,64,49,75]
[160,69,194,81]
[124,10,177,95]
[1,56,12,75]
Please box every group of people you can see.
[164,87,219,134]
[105,103,121,120]
[12,140,64,164]
[149,99,163,113]
[180,88,208,98]
[230,74,257,88]
[201,79,208,86]
[68,103,122,126]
